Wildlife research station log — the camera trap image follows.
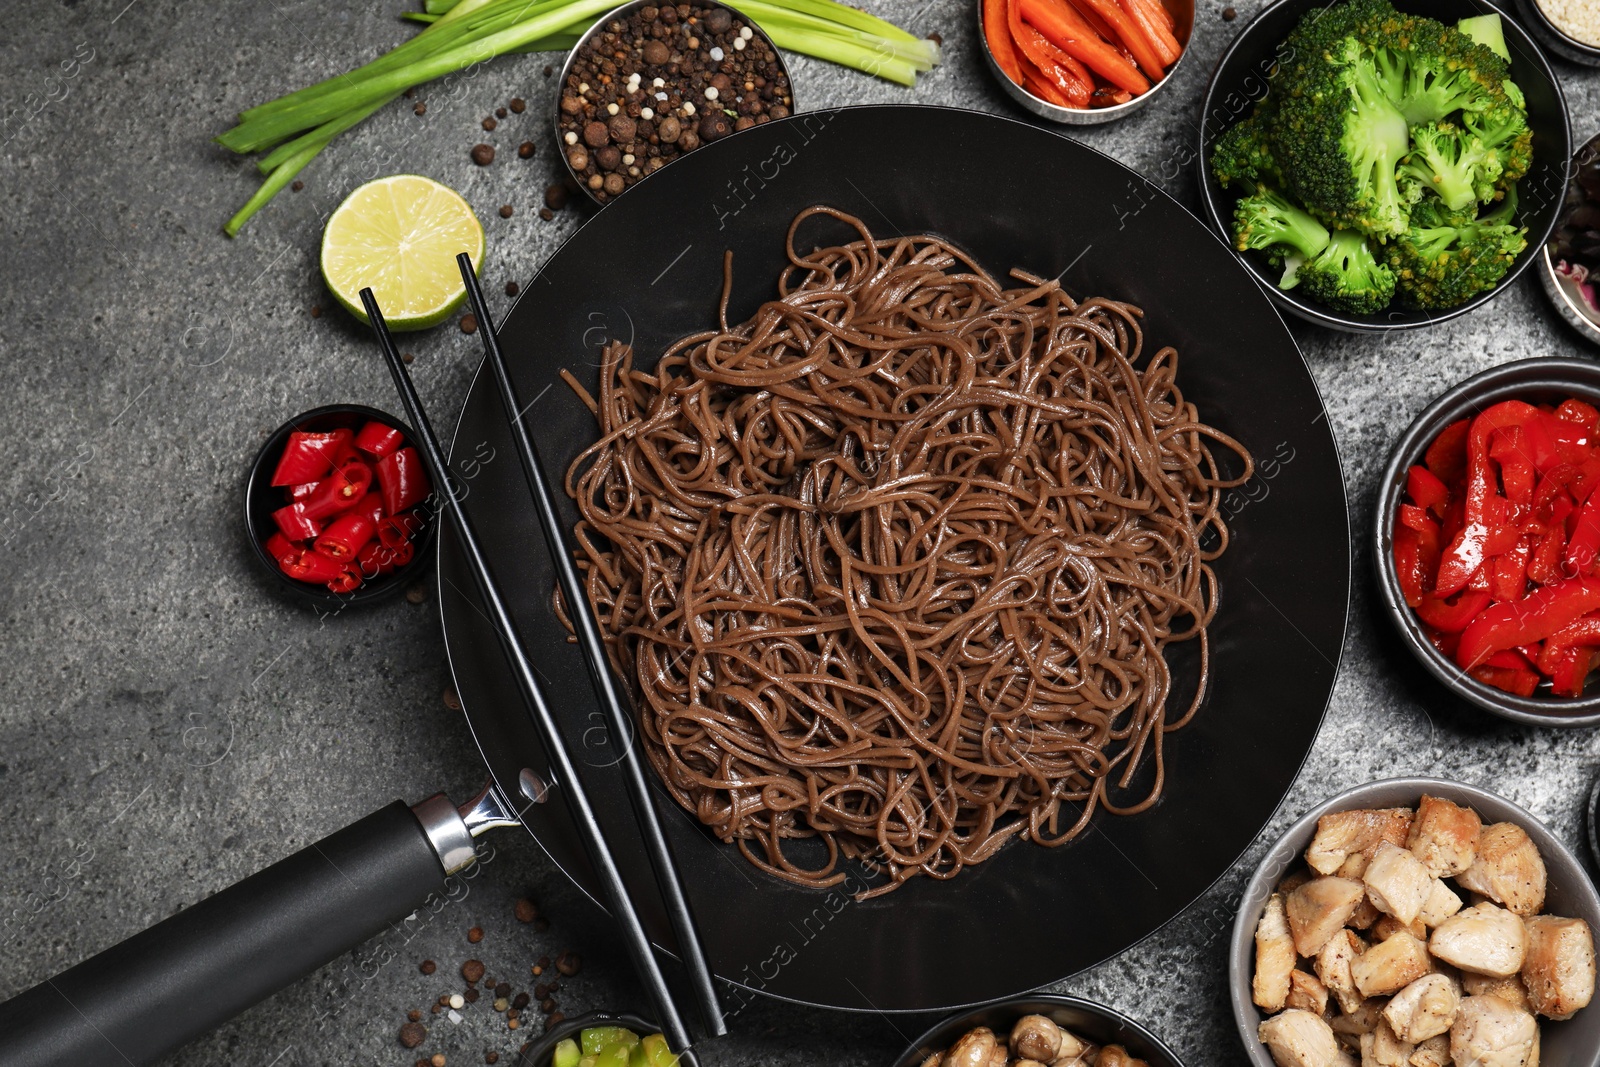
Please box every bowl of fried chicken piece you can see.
[1230,778,1600,1067]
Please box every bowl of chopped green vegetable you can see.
[1196,0,1571,332]
[514,1012,674,1067]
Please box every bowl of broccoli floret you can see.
[1197,0,1571,331]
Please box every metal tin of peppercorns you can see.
[554,0,795,204]
[974,0,1194,125]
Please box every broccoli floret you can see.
[1233,187,1332,289]
[1211,114,1281,190]
[1399,121,1504,213]
[1386,187,1528,309]
[1462,106,1534,188]
[1457,14,1510,61]
[1356,7,1514,126]
[1298,230,1398,314]
[1270,35,1414,240]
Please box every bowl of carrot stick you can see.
[977,0,1192,122]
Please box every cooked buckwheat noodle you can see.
[562,207,1252,895]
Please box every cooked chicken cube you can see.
[1365,843,1435,926]
[1462,972,1532,1012]
[1257,892,1298,1012]
[1318,929,1368,1014]
[1094,1046,1148,1067]
[1407,1035,1449,1067]
[1307,809,1416,876]
[1360,1021,1414,1067]
[1430,903,1527,977]
[1406,795,1482,878]
[1349,896,1382,930]
[1521,914,1595,1020]
[1281,867,1315,894]
[1332,998,1389,1039]
[1456,823,1546,917]
[1260,1010,1341,1067]
[1449,995,1537,1067]
[1353,932,1433,998]
[1382,973,1461,1042]
[1289,878,1368,957]
[1373,915,1428,942]
[1288,969,1331,1016]
[1418,879,1463,929]
[1339,854,1371,881]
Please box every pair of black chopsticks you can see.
[358,258,725,1063]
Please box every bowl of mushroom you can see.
[1230,778,1600,1067]
[893,994,1184,1067]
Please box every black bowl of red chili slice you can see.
[244,404,435,607]
[1376,357,1600,725]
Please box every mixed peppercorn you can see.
[558,3,793,202]
[263,417,430,594]
[1395,395,1600,697]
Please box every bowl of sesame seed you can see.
[1515,0,1600,65]
[554,0,796,204]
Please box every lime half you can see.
[320,175,485,331]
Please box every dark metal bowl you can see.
[1512,0,1600,65]
[1374,358,1600,724]
[243,403,434,609]
[891,994,1184,1067]
[1230,778,1600,1067]
[553,0,793,205]
[1196,0,1572,332]
[1538,129,1600,347]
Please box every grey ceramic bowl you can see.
[1512,0,1600,65]
[892,994,1184,1067]
[1374,357,1600,725]
[1229,777,1600,1067]
[974,0,1194,125]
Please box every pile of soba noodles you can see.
[561,207,1252,896]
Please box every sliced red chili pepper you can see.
[263,532,298,565]
[1406,465,1450,515]
[302,461,374,520]
[377,510,423,549]
[270,429,351,487]
[1469,664,1541,697]
[356,539,396,577]
[1489,538,1532,603]
[314,512,377,561]
[1424,418,1471,485]
[376,447,430,516]
[351,491,385,528]
[1416,589,1491,633]
[1457,576,1600,669]
[326,566,364,595]
[1556,398,1600,434]
[272,502,322,541]
[354,420,407,460]
[279,546,348,584]
[287,479,322,503]
[387,539,415,568]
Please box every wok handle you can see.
[0,797,471,1067]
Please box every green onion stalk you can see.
[218,0,939,235]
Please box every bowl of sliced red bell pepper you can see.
[245,404,435,607]
[1377,357,1600,725]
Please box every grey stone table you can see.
[1,1,1597,1064]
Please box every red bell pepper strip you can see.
[1394,526,1430,607]
[1416,590,1491,633]
[264,532,298,565]
[353,420,407,460]
[1469,664,1541,697]
[270,429,351,487]
[376,447,430,516]
[1424,419,1471,485]
[314,512,377,561]
[1489,427,1536,507]
[1483,648,1534,670]
[272,502,322,541]
[303,461,374,520]
[1019,0,1150,95]
[1548,646,1593,697]
[1456,576,1600,669]
[1556,397,1600,433]
[1429,629,1462,659]
[1406,465,1450,515]
[1567,494,1600,577]
[326,566,364,595]
[279,547,348,584]
[1435,401,1541,596]
[1529,507,1571,586]
[1544,614,1600,649]
[1489,538,1531,603]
